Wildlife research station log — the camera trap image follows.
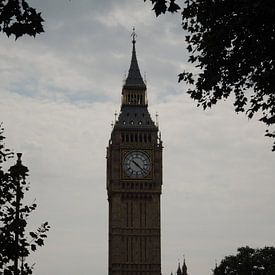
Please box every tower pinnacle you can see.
[117,31,157,127]
[182,258,188,275]
[124,28,146,89]
[131,26,137,44]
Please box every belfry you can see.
[106,30,163,275]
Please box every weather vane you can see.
[131,26,137,44]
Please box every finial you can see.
[144,72,147,84]
[156,112,159,127]
[17,153,22,162]
[114,111,118,121]
[177,259,182,275]
[111,121,114,128]
[123,71,127,82]
[131,27,137,44]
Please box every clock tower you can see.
[106,31,163,275]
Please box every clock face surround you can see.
[123,151,151,178]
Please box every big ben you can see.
[106,30,163,275]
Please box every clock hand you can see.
[132,160,145,172]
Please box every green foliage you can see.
[145,0,275,151]
[0,0,44,39]
[144,0,180,15]
[0,124,50,275]
[214,246,275,275]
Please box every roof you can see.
[113,30,157,131]
[123,38,146,89]
[115,106,157,130]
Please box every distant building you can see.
[172,259,188,275]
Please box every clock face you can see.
[123,151,151,178]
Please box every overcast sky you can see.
[0,1,274,275]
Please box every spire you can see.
[124,27,146,89]
[177,262,182,275]
[182,258,188,275]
